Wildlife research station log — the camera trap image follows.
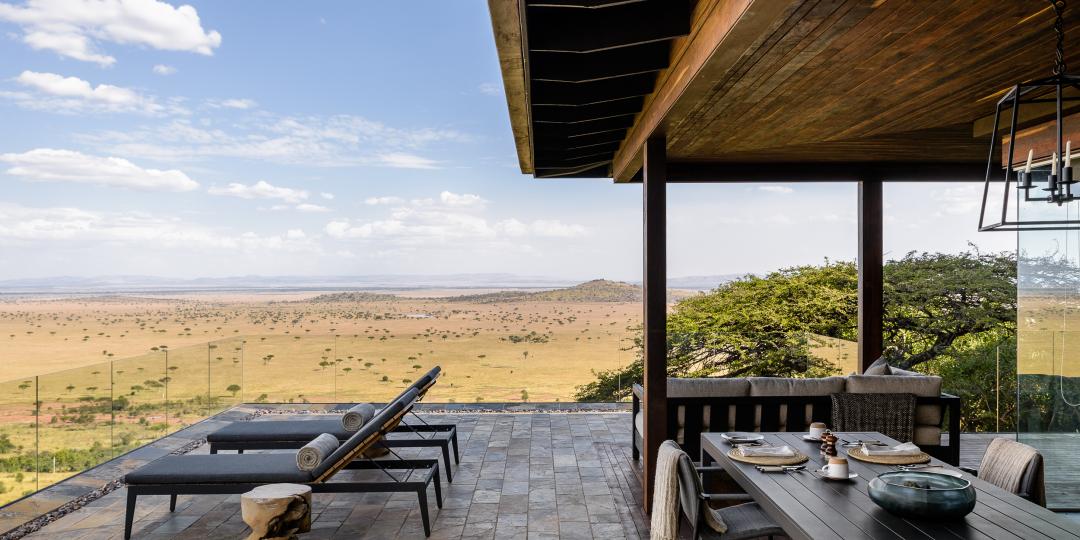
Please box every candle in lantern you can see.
[1052,152,1059,176]
[1025,148,1034,173]
[1068,140,1073,169]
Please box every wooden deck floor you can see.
[10,413,1079,539]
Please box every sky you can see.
[0,0,1015,282]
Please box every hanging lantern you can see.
[979,0,1080,231]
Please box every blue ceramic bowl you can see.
[867,471,976,520]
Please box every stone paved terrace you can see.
[1,405,1077,539]
[6,405,648,540]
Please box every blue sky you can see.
[0,0,1013,282]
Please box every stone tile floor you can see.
[23,412,647,539]
[6,409,1079,539]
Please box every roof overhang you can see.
[491,0,1080,182]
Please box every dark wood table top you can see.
[701,431,1080,540]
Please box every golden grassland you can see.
[0,290,643,504]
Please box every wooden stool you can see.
[240,483,312,540]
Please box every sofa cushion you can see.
[668,378,749,398]
[846,374,943,425]
[863,356,890,376]
[748,377,846,396]
[914,425,942,446]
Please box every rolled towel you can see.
[341,403,377,432]
[296,433,339,471]
[737,445,795,457]
[863,441,921,456]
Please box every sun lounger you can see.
[123,388,442,538]
[206,367,460,481]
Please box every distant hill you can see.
[449,279,641,303]
[307,291,402,303]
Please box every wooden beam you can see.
[611,0,798,182]
[526,0,689,53]
[653,161,987,183]
[641,134,668,512]
[529,42,671,83]
[487,0,532,174]
[858,178,884,373]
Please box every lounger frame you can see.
[125,394,440,538]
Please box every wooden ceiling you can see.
[490,0,1080,182]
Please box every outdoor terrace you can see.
[0,404,1065,540]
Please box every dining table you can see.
[701,431,1080,540]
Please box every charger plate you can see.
[846,446,930,465]
[727,448,808,466]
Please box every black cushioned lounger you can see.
[123,388,441,539]
[206,366,459,481]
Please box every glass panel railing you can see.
[163,344,210,433]
[36,365,110,490]
[242,335,334,403]
[112,351,167,452]
[208,338,244,413]
[0,377,37,505]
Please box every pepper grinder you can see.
[824,433,839,457]
[819,429,831,456]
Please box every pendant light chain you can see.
[1054,0,1068,76]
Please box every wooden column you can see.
[642,135,668,512]
[857,178,884,372]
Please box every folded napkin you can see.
[341,403,377,432]
[863,441,921,456]
[296,433,339,471]
[737,445,795,457]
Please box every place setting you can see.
[719,432,810,468]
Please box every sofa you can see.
[631,374,961,465]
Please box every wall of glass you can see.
[1017,194,1080,511]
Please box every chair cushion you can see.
[846,375,943,425]
[702,503,782,540]
[668,378,750,398]
[914,425,941,446]
[209,419,349,443]
[125,454,313,485]
[748,377,846,396]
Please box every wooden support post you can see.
[858,178,884,373]
[642,135,668,512]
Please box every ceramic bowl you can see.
[867,471,976,520]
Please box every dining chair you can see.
[959,437,1045,507]
[676,452,784,540]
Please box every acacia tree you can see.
[575,250,1016,404]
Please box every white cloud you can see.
[0,148,198,191]
[758,186,794,194]
[320,192,334,200]
[326,192,588,247]
[152,64,176,75]
[378,152,438,169]
[478,82,501,96]
[208,180,308,203]
[439,191,487,208]
[0,203,313,254]
[497,218,588,238]
[208,98,257,109]
[80,116,466,168]
[0,0,221,66]
[5,70,171,114]
[295,203,330,213]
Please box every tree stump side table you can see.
[241,483,312,540]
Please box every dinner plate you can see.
[720,432,764,444]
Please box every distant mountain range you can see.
[0,273,745,294]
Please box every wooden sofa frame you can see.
[631,383,962,465]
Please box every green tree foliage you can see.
[576,250,1017,431]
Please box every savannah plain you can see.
[0,281,643,503]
